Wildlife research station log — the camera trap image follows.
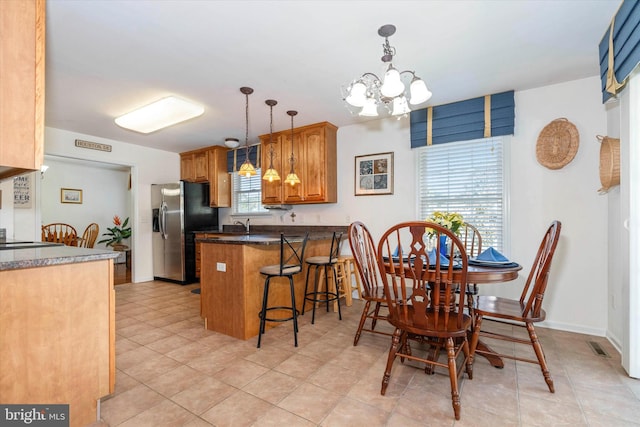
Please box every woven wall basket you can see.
[597,135,620,194]
[536,118,580,170]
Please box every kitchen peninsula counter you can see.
[0,245,119,427]
[198,226,347,340]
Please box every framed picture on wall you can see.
[61,188,83,204]
[354,152,394,196]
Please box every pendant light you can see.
[262,99,280,182]
[238,87,257,177]
[284,110,301,186]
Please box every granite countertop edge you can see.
[195,225,349,246]
[0,246,120,271]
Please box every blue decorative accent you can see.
[599,0,640,103]
[439,235,448,257]
[226,144,261,173]
[410,90,515,148]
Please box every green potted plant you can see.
[98,215,131,250]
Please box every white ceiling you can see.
[45,0,621,154]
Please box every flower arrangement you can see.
[97,215,132,247]
[425,211,464,235]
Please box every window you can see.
[417,136,508,252]
[232,170,268,215]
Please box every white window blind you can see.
[417,137,505,251]
[232,170,268,215]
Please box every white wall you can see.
[221,76,609,336]
[40,157,131,250]
[43,127,180,283]
[3,77,609,336]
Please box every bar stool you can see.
[302,231,343,324]
[257,233,309,348]
[337,255,362,300]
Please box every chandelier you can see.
[343,24,432,118]
[238,87,257,177]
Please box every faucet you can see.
[234,219,250,233]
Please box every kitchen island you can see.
[198,227,345,340]
[0,244,119,427]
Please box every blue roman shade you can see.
[599,0,640,102]
[226,144,261,173]
[410,91,515,148]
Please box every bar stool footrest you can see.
[259,306,299,323]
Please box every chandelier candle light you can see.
[262,99,280,182]
[284,110,301,186]
[238,87,257,177]
[344,24,432,118]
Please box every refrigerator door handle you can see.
[159,201,169,239]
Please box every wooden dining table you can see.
[464,262,523,368]
[384,259,523,368]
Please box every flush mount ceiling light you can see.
[262,99,281,182]
[224,137,240,148]
[343,24,432,118]
[114,96,204,134]
[238,87,257,177]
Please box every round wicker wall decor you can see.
[597,135,620,194]
[535,118,579,170]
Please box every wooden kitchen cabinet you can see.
[180,146,230,206]
[260,122,337,205]
[180,150,208,182]
[207,146,231,207]
[260,134,284,204]
[0,0,45,181]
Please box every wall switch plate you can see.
[216,262,226,272]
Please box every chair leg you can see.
[331,264,342,320]
[469,314,483,365]
[463,337,473,380]
[302,266,312,315]
[381,328,402,395]
[371,302,382,330]
[445,337,461,421]
[289,276,298,347]
[353,300,371,346]
[526,322,555,393]
[257,277,271,349]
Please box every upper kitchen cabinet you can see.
[180,146,230,207]
[260,122,337,205]
[0,0,45,181]
[180,149,208,182]
[260,134,284,205]
[207,146,230,207]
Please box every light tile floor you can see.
[99,280,640,426]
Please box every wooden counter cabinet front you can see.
[199,236,331,340]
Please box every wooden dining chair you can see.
[348,221,391,346]
[78,223,99,248]
[378,221,472,420]
[459,222,483,312]
[470,220,561,393]
[41,223,78,246]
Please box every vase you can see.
[112,243,128,251]
[439,235,448,257]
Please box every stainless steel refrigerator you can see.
[151,181,219,284]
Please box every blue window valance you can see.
[599,0,640,103]
[226,144,261,173]
[410,90,515,148]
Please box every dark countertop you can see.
[194,225,348,246]
[0,245,120,271]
